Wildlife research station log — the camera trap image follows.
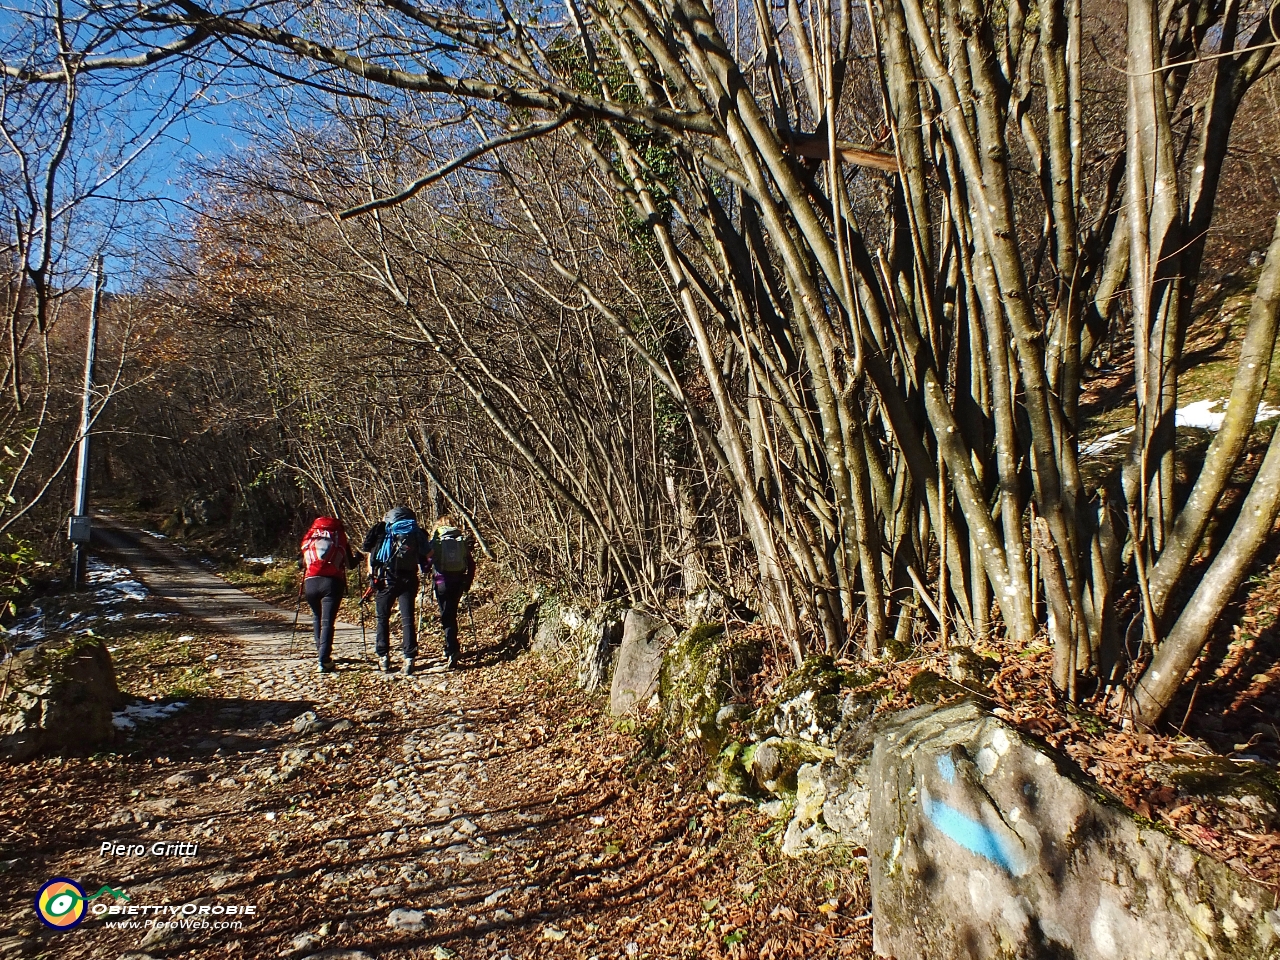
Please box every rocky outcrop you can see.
[525,594,627,693]
[0,637,123,759]
[531,596,583,660]
[869,701,1280,960]
[576,600,625,693]
[609,608,676,716]
[1146,755,1280,829]
[660,622,761,750]
[754,655,881,745]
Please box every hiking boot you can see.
[401,658,415,676]
[317,660,335,674]
[446,655,458,671]
[379,656,392,673]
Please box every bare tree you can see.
[17,0,1280,722]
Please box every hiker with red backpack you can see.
[427,515,476,670]
[362,506,433,675]
[300,515,356,674]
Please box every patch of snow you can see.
[1081,398,1280,459]
[242,555,278,565]
[177,634,195,643]
[1080,426,1134,458]
[113,580,148,600]
[1176,399,1225,430]
[95,580,148,604]
[143,529,167,540]
[1176,398,1280,431]
[2,607,48,648]
[132,612,173,621]
[85,560,133,584]
[112,700,188,731]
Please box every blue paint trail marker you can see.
[923,755,1022,875]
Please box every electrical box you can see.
[68,516,92,544]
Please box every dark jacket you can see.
[362,510,432,581]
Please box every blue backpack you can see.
[375,518,421,575]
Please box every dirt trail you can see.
[0,522,864,960]
[95,514,367,671]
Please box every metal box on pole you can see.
[68,516,92,544]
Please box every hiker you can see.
[428,515,476,669]
[300,515,355,674]
[362,505,432,675]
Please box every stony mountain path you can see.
[0,523,866,960]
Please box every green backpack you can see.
[433,526,471,574]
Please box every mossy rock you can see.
[743,736,835,795]
[907,668,973,704]
[947,647,1000,686]
[1147,756,1280,827]
[708,740,756,797]
[754,655,883,745]
[0,637,122,760]
[659,623,761,753]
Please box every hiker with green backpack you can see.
[362,506,433,675]
[427,515,475,669]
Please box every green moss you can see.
[1151,756,1280,808]
[684,621,725,653]
[755,655,880,742]
[660,624,760,753]
[907,669,968,704]
[712,740,756,797]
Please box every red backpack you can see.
[301,517,349,578]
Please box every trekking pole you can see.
[359,601,368,660]
[288,579,303,655]
[416,579,427,656]
[359,582,374,661]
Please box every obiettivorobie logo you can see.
[35,878,129,930]
[35,876,257,935]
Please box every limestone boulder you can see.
[760,707,879,857]
[869,700,1280,960]
[743,736,834,794]
[609,608,676,716]
[0,638,122,760]
[531,597,582,659]
[660,623,761,751]
[755,656,883,745]
[575,600,626,694]
[528,595,627,692]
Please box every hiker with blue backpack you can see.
[362,506,433,675]
[427,515,475,670]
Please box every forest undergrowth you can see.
[107,500,1280,896]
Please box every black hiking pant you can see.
[374,576,419,660]
[305,575,346,664]
[435,579,466,660]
